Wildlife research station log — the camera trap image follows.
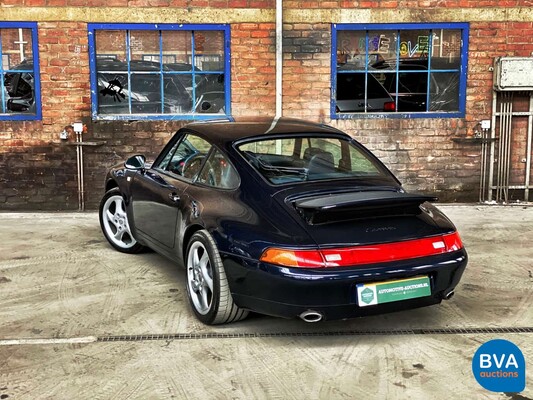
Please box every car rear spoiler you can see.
[292,191,437,225]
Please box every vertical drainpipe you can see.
[275,0,282,118]
[268,0,283,138]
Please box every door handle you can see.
[168,193,180,203]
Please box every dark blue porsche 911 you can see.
[99,118,467,325]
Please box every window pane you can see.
[2,29,33,66]
[129,72,162,113]
[195,73,225,113]
[429,72,460,111]
[162,31,192,66]
[4,71,35,113]
[336,30,367,70]
[399,30,431,59]
[368,30,398,69]
[96,59,128,114]
[164,74,193,114]
[130,30,159,66]
[432,29,462,65]
[194,31,224,71]
[95,30,126,62]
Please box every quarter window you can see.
[88,23,230,120]
[197,149,240,189]
[332,23,469,118]
[0,22,41,120]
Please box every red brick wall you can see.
[231,23,276,116]
[2,0,275,5]
[1,4,532,209]
[283,1,533,6]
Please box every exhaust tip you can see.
[443,289,455,300]
[299,310,323,323]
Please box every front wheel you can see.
[99,188,144,254]
[186,230,249,325]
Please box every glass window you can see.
[0,23,41,120]
[88,23,230,120]
[155,133,212,180]
[332,23,469,118]
[238,136,388,185]
[197,149,240,189]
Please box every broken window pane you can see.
[90,24,229,119]
[333,24,468,117]
[1,25,39,118]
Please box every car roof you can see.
[182,118,348,146]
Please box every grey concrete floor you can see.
[0,205,532,400]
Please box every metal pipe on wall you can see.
[524,92,533,201]
[495,92,513,203]
[76,131,85,211]
[487,90,498,202]
[275,0,282,119]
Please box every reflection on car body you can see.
[99,118,468,325]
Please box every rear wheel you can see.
[99,188,144,253]
[186,230,248,325]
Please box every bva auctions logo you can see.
[472,339,526,393]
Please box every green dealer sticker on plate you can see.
[356,276,431,307]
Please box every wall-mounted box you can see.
[493,57,533,91]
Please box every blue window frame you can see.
[332,23,469,119]
[88,23,231,121]
[0,22,41,121]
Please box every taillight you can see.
[259,248,324,268]
[443,231,463,252]
[384,101,396,112]
[260,232,464,268]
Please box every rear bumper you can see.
[222,250,467,321]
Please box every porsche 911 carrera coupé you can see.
[99,118,467,325]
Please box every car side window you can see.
[197,149,239,189]
[155,133,212,180]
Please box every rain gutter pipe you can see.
[275,0,282,118]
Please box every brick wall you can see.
[0,3,532,209]
[231,23,276,116]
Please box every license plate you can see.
[356,276,431,307]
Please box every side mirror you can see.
[125,155,146,171]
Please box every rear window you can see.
[237,136,388,185]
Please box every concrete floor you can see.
[0,205,532,400]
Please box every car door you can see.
[130,132,212,250]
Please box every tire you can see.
[99,188,144,254]
[186,230,249,325]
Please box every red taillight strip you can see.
[259,232,463,268]
[321,232,463,267]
